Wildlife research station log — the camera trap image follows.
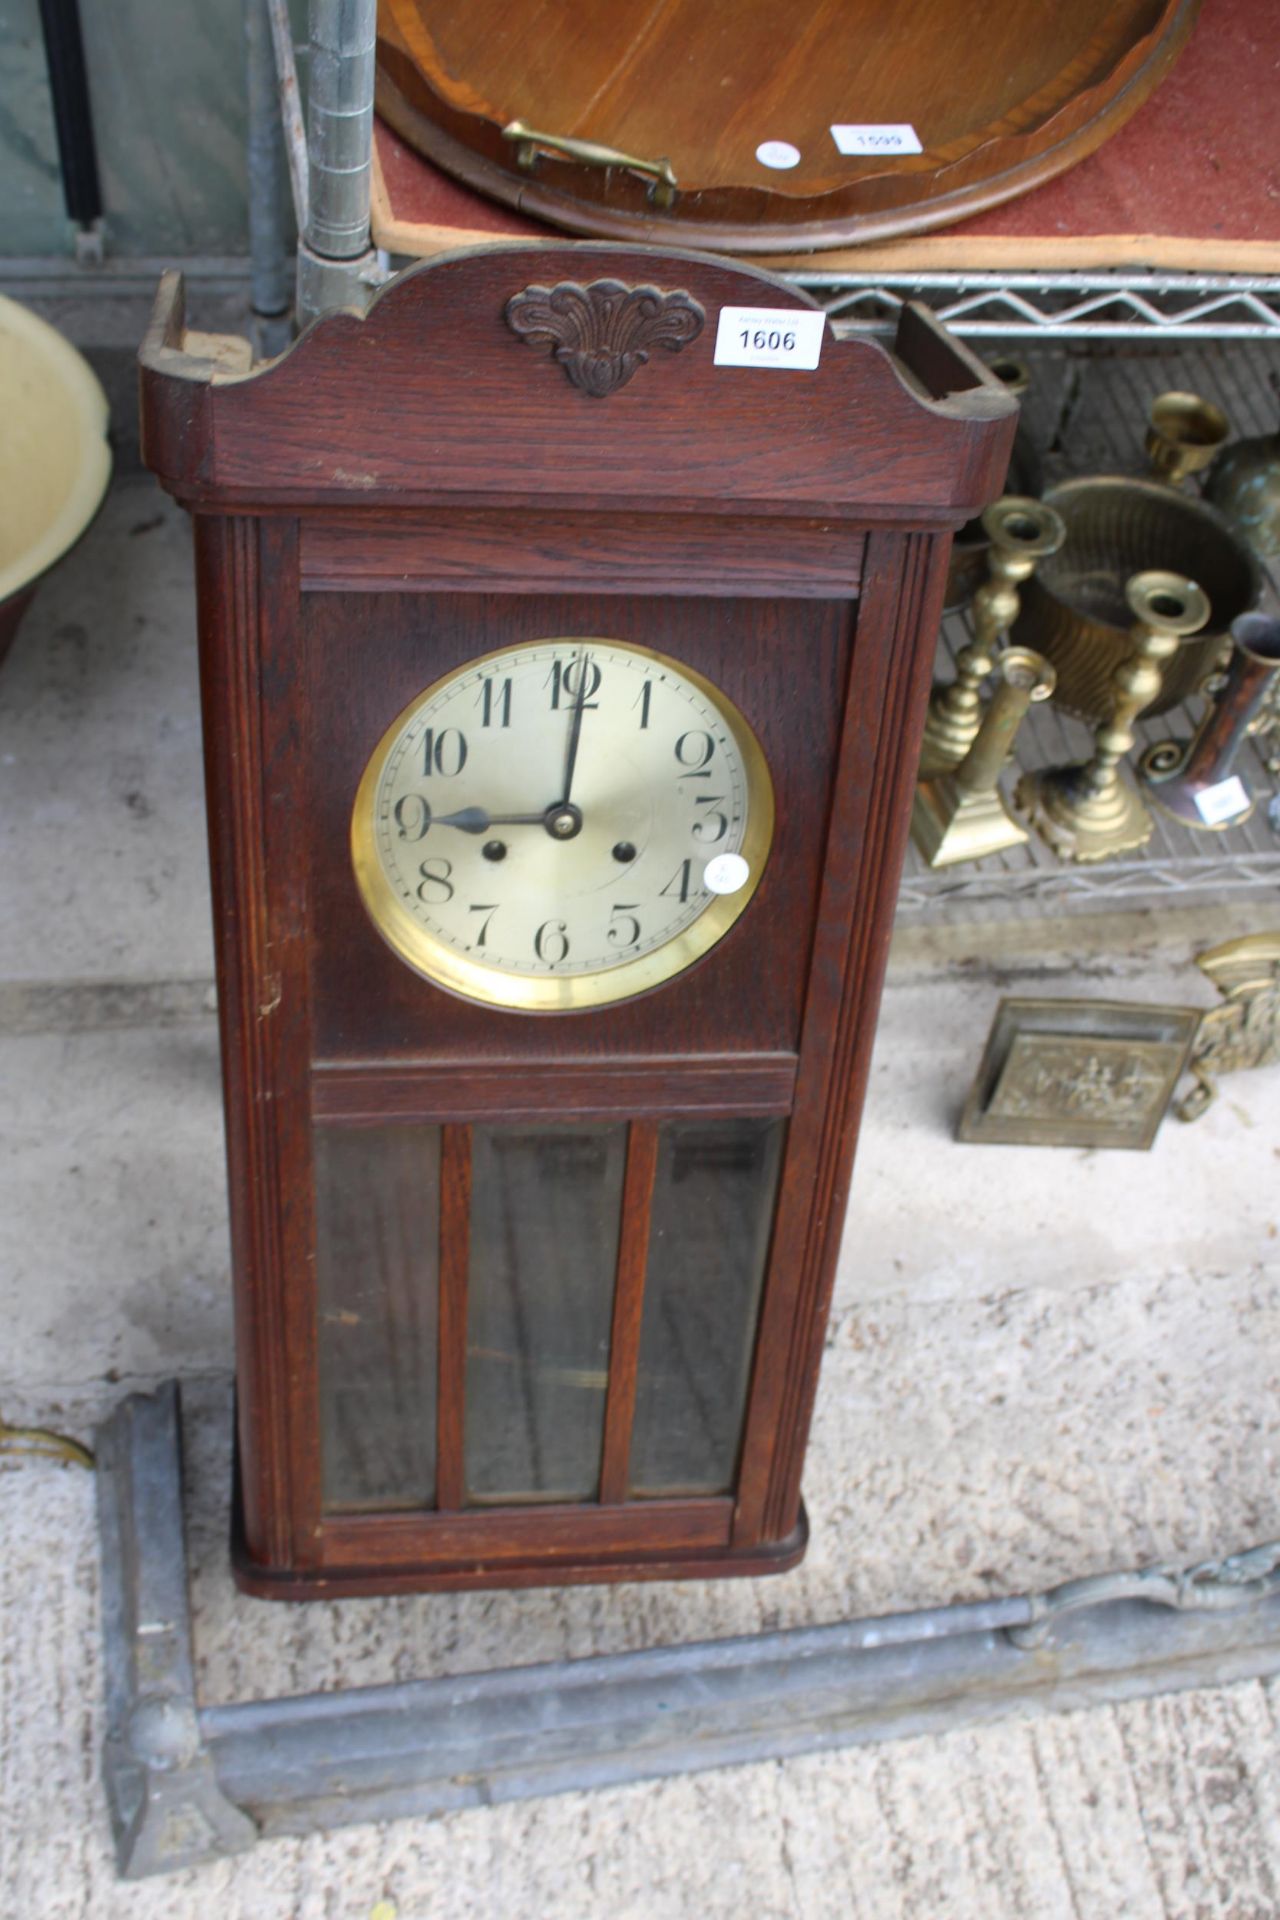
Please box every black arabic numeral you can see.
[635,681,653,729]
[394,793,432,840]
[416,857,454,905]
[534,919,569,965]
[469,903,498,946]
[691,795,728,843]
[547,656,602,710]
[607,904,641,947]
[479,677,512,728]
[420,726,468,776]
[674,730,715,778]
[660,859,693,903]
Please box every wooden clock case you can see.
[139,246,1015,1597]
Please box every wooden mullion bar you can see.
[435,1123,472,1511]
[598,1120,660,1507]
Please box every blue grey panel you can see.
[1,0,310,257]
[0,0,68,255]
[75,0,247,255]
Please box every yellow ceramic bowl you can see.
[0,294,111,660]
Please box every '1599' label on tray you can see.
[830,123,923,156]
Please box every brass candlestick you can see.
[985,355,1031,398]
[943,358,1041,612]
[912,647,1056,867]
[1014,570,1210,863]
[1141,611,1280,829]
[1145,392,1230,486]
[919,496,1065,779]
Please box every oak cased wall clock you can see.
[139,246,1015,1596]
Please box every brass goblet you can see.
[1145,392,1230,487]
[919,496,1065,780]
[1014,571,1210,863]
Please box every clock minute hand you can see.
[431,805,546,833]
[559,650,591,807]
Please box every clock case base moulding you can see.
[230,1469,811,1599]
[139,243,1017,1597]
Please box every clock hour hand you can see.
[430,805,546,833]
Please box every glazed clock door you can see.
[314,1115,787,1515]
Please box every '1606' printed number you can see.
[740,327,796,352]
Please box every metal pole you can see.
[97,1383,1280,1878]
[266,0,310,237]
[296,0,381,327]
[244,0,294,356]
[36,0,104,261]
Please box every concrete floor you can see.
[3,474,1280,1911]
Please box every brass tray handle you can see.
[502,120,678,209]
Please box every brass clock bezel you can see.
[350,636,775,1012]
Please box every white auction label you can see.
[1194,775,1250,825]
[756,139,801,170]
[830,122,923,156]
[714,306,825,371]
[703,852,750,895]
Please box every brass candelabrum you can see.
[918,496,1065,780]
[1145,391,1230,486]
[911,647,1057,868]
[1141,610,1280,829]
[1014,570,1211,863]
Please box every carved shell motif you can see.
[505,280,705,398]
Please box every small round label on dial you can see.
[756,139,801,170]
[704,852,750,895]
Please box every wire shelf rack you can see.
[802,272,1280,342]
[896,337,1280,924]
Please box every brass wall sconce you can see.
[1176,932,1280,1122]
[912,647,1056,867]
[1142,611,1280,830]
[1015,570,1210,862]
[1145,391,1230,486]
[919,496,1065,780]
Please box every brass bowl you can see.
[1011,476,1261,722]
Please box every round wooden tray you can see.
[376,0,1202,253]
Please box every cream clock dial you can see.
[351,637,774,1010]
